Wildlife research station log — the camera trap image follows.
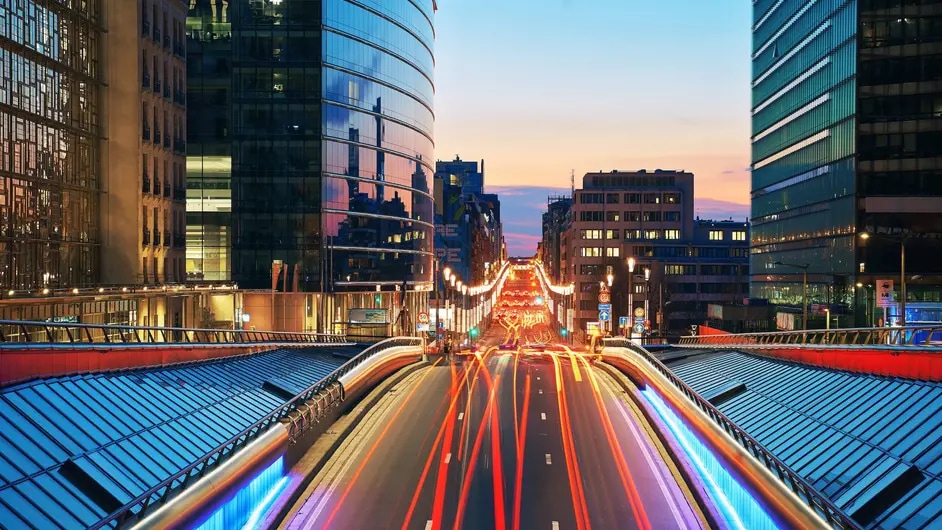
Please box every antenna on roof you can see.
[570,169,575,196]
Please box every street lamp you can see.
[773,261,809,331]
[627,257,635,337]
[461,284,468,342]
[644,267,651,335]
[859,231,909,327]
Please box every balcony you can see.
[164,35,171,49]
[153,178,160,195]
[174,235,186,248]
[142,176,150,193]
[154,79,161,93]
[173,91,186,105]
[163,183,171,197]
[163,135,171,149]
[142,72,150,88]
[164,231,171,247]
[142,228,150,246]
[154,28,161,43]
[142,126,150,141]
[173,187,185,201]
[163,85,171,99]
[153,231,161,246]
[174,139,185,154]
[154,126,161,143]
[142,20,150,37]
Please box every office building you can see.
[751,0,942,325]
[184,1,232,282]
[544,170,749,337]
[433,157,504,286]
[209,0,436,295]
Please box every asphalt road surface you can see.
[280,349,708,530]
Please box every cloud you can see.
[503,232,543,256]
[722,169,736,174]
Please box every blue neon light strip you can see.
[641,388,780,530]
[194,456,290,530]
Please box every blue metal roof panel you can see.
[668,350,942,529]
[0,347,348,529]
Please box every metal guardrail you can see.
[602,337,860,530]
[0,320,347,345]
[677,326,942,348]
[90,335,424,529]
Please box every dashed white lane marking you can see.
[457,412,464,421]
[552,522,560,530]
[537,376,541,380]
[541,412,547,420]
[444,453,452,464]
[545,453,552,465]
[425,521,433,530]
[538,389,543,394]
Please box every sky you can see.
[433,0,753,255]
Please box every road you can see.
[279,264,709,530]
[280,348,708,530]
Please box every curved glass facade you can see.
[229,0,433,291]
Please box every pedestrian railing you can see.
[602,337,860,530]
[677,326,942,348]
[0,320,348,345]
[90,335,424,529]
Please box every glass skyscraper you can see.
[751,0,942,323]
[221,0,434,292]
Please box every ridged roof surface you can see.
[665,350,942,530]
[0,347,356,529]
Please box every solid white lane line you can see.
[457,412,464,421]
[545,453,552,465]
[541,412,547,420]
[444,452,452,464]
[425,520,433,530]
[552,522,560,530]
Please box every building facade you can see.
[184,1,232,281]
[216,0,435,293]
[751,0,942,325]
[0,0,186,293]
[548,170,749,337]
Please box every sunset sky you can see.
[433,0,753,255]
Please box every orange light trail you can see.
[512,373,532,530]
[576,353,652,530]
[452,373,503,530]
[552,353,591,530]
[322,357,443,529]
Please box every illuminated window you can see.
[606,229,618,239]
[581,247,602,257]
[665,229,680,240]
[643,230,659,240]
[581,229,602,240]
[606,247,620,257]
[732,231,747,241]
[709,230,724,241]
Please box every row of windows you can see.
[584,174,681,188]
[578,229,684,244]
[709,230,748,241]
[633,245,749,259]
[578,191,681,205]
[859,53,942,86]
[665,264,747,276]
[860,16,942,50]
[354,0,435,48]
[325,0,433,79]
[578,210,683,223]
[859,92,942,123]
[752,119,855,191]
[323,103,433,162]
[859,131,942,161]
[0,0,101,77]
[324,67,434,137]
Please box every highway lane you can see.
[279,347,709,530]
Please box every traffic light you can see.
[469,327,479,338]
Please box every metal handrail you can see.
[601,337,859,530]
[90,335,424,529]
[0,319,348,345]
[677,325,942,348]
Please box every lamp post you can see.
[442,265,451,337]
[773,261,810,331]
[644,267,651,336]
[461,284,468,343]
[859,232,909,327]
[605,272,614,335]
[450,275,457,339]
[627,257,635,337]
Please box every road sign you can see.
[634,307,645,318]
[418,311,430,324]
[598,303,612,312]
[598,292,611,304]
[633,323,645,334]
[599,310,611,321]
[877,280,894,307]
[619,316,629,328]
[416,323,430,332]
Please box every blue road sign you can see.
[598,303,612,311]
[633,323,645,334]
[599,310,611,321]
[618,316,629,327]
